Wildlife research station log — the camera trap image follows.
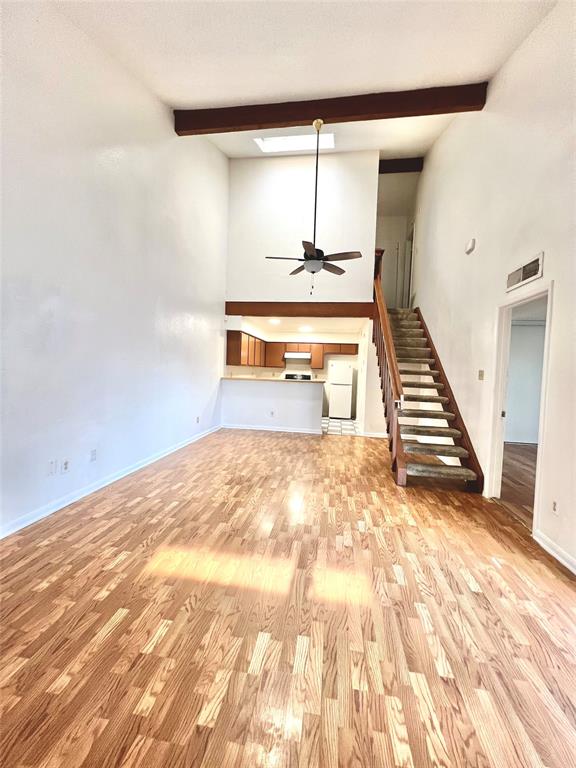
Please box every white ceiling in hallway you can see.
[61,2,553,109]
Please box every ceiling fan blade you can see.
[290,265,306,275]
[323,251,362,262]
[266,257,306,261]
[302,240,317,258]
[322,262,345,275]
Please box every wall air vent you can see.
[506,252,544,292]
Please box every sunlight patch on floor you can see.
[145,547,296,594]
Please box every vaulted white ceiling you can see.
[60,1,553,158]
[62,1,552,109]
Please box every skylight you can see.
[254,134,335,153]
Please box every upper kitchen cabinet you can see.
[310,343,324,369]
[265,342,285,368]
[226,330,267,367]
[226,330,243,366]
[226,331,358,368]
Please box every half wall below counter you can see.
[220,377,323,434]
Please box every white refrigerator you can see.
[328,360,354,419]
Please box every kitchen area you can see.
[220,317,367,435]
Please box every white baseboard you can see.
[0,426,222,539]
[222,424,322,435]
[533,529,576,575]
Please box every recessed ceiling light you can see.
[254,134,335,153]
[269,318,281,325]
[299,325,313,333]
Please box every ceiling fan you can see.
[265,119,362,285]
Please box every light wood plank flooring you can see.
[500,442,538,528]
[1,429,575,767]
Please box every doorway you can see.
[489,290,551,530]
[375,172,419,309]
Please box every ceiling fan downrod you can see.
[312,118,323,248]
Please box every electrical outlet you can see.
[552,500,559,516]
[61,459,70,474]
[478,369,485,381]
[90,449,97,462]
[48,459,58,476]
[269,410,275,417]
[196,416,200,424]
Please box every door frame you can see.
[485,280,554,534]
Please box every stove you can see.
[284,373,312,381]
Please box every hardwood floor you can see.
[500,442,538,528]
[1,429,575,767]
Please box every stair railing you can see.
[373,275,407,485]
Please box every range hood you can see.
[284,351,311,360]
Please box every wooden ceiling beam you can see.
[174,82,488,136]
[225,302,375,318]
[379,157,424,174]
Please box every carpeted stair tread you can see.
[401,380,445,389]
[406,463,477,480]
[403,442,469,458]
[395,348,432,358]
[392,337,428,347]
[390,321,422,330]
[391,329,425,338]
[399,409,455,420]
[400,424,462,437]
[396,357,436,365]
[399,367,440,376]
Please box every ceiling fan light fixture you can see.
[304,260,323,274]
[254,134,334,153]
[263,118,361,291]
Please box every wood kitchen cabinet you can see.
[265,342,285,368]
[226,331,265,367]
[248,336,256,366]
[241,333,249,365]
[227,331,358,368]
[310,343,324,369]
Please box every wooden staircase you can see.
[373,278,483,492]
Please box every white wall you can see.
[505,323,546,443]
[227,152,379,302]
[357,321,388,437]
[1,4,229,535]
[412,2,576,567]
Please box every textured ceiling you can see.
[62,2,553,108]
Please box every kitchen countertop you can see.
[221,376,326,383]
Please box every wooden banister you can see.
[373,276,407,485]
[374,276,403,402]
